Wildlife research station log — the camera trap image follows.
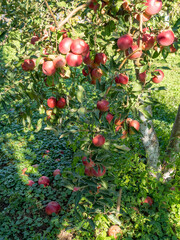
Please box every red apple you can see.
[83,51,93,65]
[82,156,95,168]
[53,169,61,177]
[56,98,66,109]
[45,201,61,215]
[53,56,66,68]
[106,113,114,124]
[129,120,140,134]
[73,187,80,192]
[60,29,68,39]
[145,0,162,15]
[50,26,56,32]
[84,167,94,176]
[143,27,150,33]
[122,0,131,12]
[70,39,89,55]
[94,53,107,65]
[135,13,151,22]
[59,37,73,54]
[31,35,39,45]
[22,59,36,71]
[92,165,106,177]
[143,196,153,206]
[97,100,109,112]
[92,134,105,147]
[157,30,174,47]
[137,34,155,50]
[89,0,99,12]
[138,71,146,83]
[66,53,83,67]
[47,97,57,108]
[38,176,50,187]
[170,44,177,53]
[82,67,91,76]
[117,34,133,51]
[125,45,142,59]
[27,180,35,186]
[91,68,103,79]
[152,69,164,83]
[42,61,56,76]
[108,225,122,239]
[115,73,129,85]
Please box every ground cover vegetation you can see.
[0,0,180,239]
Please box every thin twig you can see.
[118,47,141,70]
[44,0,59,28]
[128,15,132,35]
[139,12,143,49]
[116,188,122,214]
[57,1,91,30]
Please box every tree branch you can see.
[57,1,91,30]
[163,104,180,181]
[44,0,59,28]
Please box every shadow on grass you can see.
[0,117,75,239]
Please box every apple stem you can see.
[44,0,59,28]
[116,188,122,215]
[57,1,92,30]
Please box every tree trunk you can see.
[139,105,161,178]
[163,104,180,181]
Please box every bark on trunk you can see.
[139,105,161,178]
[163,104,180,181]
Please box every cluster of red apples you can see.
[96,99,140,140]
[47,96,66,109]
[83,99,140,178]
[117,27,176,84]
[42,37,90,77]
[22,167,62,215]
[117,0,178,84]
[82,52,107,84]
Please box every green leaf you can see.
[138,105,152,119]
[140,65,148,73]
[35,118,43,132]
[88,219,95,230]
[77,85,84,103]
[132,82,142,92]
[152,51,161,59]
[75,192,82,207]
[113,144,130,151]
[108,214,122,226]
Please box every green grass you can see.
[152,53,180,152]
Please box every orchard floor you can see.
[0,53,180,240]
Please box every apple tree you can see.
[0,0,180,229]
